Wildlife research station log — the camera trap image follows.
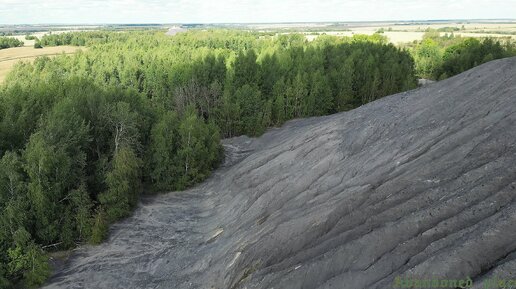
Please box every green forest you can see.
[0,29,513,288]
[408,30,516,79]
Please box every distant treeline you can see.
[409,30,516,79]
[0,30,418,287]
[37,31,118,47]
[0,37,24,50]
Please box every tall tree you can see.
[149,111,180,191]
[177,107,221,188]
[100,146,141,221]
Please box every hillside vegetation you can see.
[409,30,516,79]
[0,30,417,288]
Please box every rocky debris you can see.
[166,26,187,36]
[418,78,436,86]
[43,57,516,289]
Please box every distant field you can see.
[292,22,516,43]
[306,30,516,43]
[304,31,428,43]
[0,46,83,83]
[8,30,81,47]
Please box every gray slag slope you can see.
[43,57,516,289]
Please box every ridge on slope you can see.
[43,57,516,289]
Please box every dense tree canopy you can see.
[436,38,510,79]
[16,30,419,136]
[409,31,516,79]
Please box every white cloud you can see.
[0,0,514,24]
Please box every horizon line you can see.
[2,18,516,27]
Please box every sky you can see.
[0,0,515,24]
